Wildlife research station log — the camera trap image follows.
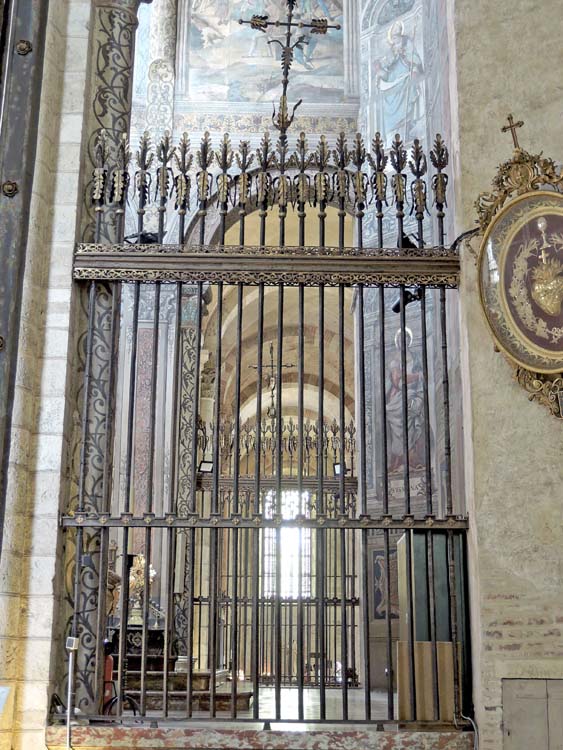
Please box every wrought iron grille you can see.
[60,129,471,728]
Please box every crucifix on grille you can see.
[239,0,341,138]
[250,343,295,419]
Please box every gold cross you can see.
[239,1,341,138]
[501,114,524,149]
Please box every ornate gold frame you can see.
[476,140,563,419]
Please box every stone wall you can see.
[0,0,92,747]
[450,0,563,748]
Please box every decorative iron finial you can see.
[235,140,254,210]
[332,132,351,206]
[368,132,388,206]
[501,114,524,150]
[196,132,214,204]
[110,133,131,207]
[409,139,428,220]
[174,133,193,217]
[92,130,109,209]
[350,133,368,208]
[293,132,314,207]
[239,0,341,140]
[156,131,175,202]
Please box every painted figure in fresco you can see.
[192,0,230,24]
[292,1,342,68]
[374,20,424,144]
[301,0,339,19]
[386,328,426,474]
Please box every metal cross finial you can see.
[239,1,341,140]
[501,114,524,149]
[250,343,295,419]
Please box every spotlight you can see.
[333,462,350,477]
[198,460,214,474]
[398,232,420,250]
[391,285,423,314]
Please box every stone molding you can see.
[46,727,475,749]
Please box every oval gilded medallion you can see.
[478,190,563,374]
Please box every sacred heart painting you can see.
[479,191,563,374]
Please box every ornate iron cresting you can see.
[75,127,453,259]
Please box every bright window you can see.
[263,491,311,598]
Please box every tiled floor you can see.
[188,686,396,722]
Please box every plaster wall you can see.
[0,0,91,747]
[449,1,563,748]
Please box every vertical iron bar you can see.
[338,284,348,719]
[357,285,371,720]
[297,283,305,720]
[252,283,264,718]
[405,528,417,720]
[209,282,224,716]
[117,281,140,715]
[140,281,161,716]
[140,526,152,716]
[399,288,410,514]
[399,290,416,718]
[185,282,203,717]
[383,527,393,719]
[274,283,284,719]
[420,283,440,719]
[427,530,440,720]
[441,280,459,718]
[420,289,433,514]
[447,531,461,721]
[231,283,243,717]
[440,286,453,516]
[317,284,326,718]
[378,285,393,719]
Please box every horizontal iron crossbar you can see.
[73,244,460,287]
[197,476,358,492]
[61,513,468,530]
